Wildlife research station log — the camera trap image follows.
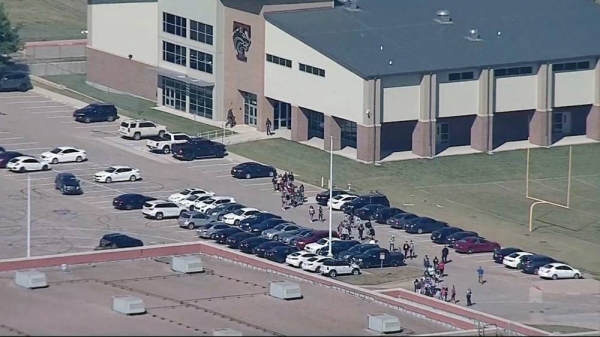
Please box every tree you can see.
[0,3,22,63]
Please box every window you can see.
[163,12,187,37]
[161,76,187,111]
[266,54,292,68]
[307,109,324,139]
[339,119,357,149]
[139,122,155,128]
[189,85,213,119]
[190,49,213,74]
[299,63,325,77]
[190,20,213,45]
[162,41,186,66]
[448,71,474,82]
[494,66,533,78]
[553,61,590,72]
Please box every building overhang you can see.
[157,68,214,87]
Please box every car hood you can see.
[40,151,56,157]
[95,171,110,176]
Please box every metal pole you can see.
[27,174,31,258]
[566,146,573,208]
[525,147,531,198]
[327,136,333,258]
[529,201,546,232]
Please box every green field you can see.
[0,0,87,41]
[228,139,600,275]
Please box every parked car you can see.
[113,194,156,210]
[279,228,313,244]
[406,219,448,234]
[287,229,316,246]
[0,71,32,92]
[168,188,214,203]
[285,251,319,268]
[320,259,361,277]
[318,240,360,257]
[0,146,4,153]
[354,204,387,221]
[239,237,270,253]
[538,263,581,280]
[373,207,405,224]
[388,213,419,229]
[317,189,350,206]
[295,230,338,250]
[197,223,231,239]
[454,237,501,254]
[142,200,186,220]
[338,243,380,262]
[40,146,87,164]
[265,246,299,263]
[181,194,213,209]
[493,247,522,263]
[238,212,282,228]
[305,237,341,254]
[521,255,557,274]
[177,210,215,229]
[301,256,333,273]
[0,151,23,168]
[352,248,405,268]
[54,173,82,195]
[341,192,390,215]
[226,232,257,249]
[231,162,276,179]
[222,207,262,225]
[73,103,118,123]
[7,156,50,173]
[93,165,141,183]
[328,194,358,211]
[119,119,166,140]
[253,241,288,258]
[213,227,244,244]
[193,196,236,213]
[172,140,227,161]
[261,224,302,241]
[431,227,464,244]
[242,218,288,232]
[146,132,192,154]
[209,203,245,221]
[94,233,142,250]
[502,251,534,269]
[446,231,479,247]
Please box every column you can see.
[412,73,437,157]
[324,115,342,150]
[256,96,274,132]
[587,59,600,140]
[290,106,309,141]
[357,79,382,162]
[530,63,553,146]
[471,69,494,152]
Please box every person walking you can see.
[341,226,349,240]
[423,255,430,270]
[272,175,278,191]
[308,206,316,223]
[441,245,449,263]
[477,266,485,284]
[466,288,473,306]
[409,240,415,259]
[318,206,324,222]
[433,256,439,270]
[402,241,410,258]
[299,184,305,201]
[388,235,395,251]
[413,279,420,292]
[357,223,364,240]
[442,287,448,302]
[438,261,445,276]
[265,118,272,135]
[226,109,235,127]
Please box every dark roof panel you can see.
[221,0,332,14]
[265,0,600,78]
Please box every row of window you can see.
[299,63,326,77]
[494,66,533,78]
[266,54,292,68]
[450,61,592,82]
[553,61,590,72]
[266,54,327,78]
[448,71,474,82]
[161,76,213,119]
[163,12,214,46]
[162,41,213,74]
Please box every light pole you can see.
[327,136,334,258]
[26,173,31,258]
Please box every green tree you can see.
[0,3,22,63]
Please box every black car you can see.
[341,192,390,215]
[431,227,464,244]
[231,162,276,179]
[373,207,405,224]
[354,204,387,221]
[521,255,557,274]
[54,173,82,195]
[226,232,258,249]
[239,237,271,253]
[446,231,479,247]
[208,203,245,220]
[0,146,4,153]
[406,219,447,234]
[0,71,32,92]
[113,193,157,210]
[338,243,380,262]
[239,212,282,228]
[73,103,118,123]
[172,140,227,161]
[213,227,243,244]
[318,240,360,257]
[265,246,299,263]
[242,217,288,232]
[94,233,143,250]
[493,247,523,263]
[388,213,419,229]
[171,137,210,153]
[315,189,348,206]
[253,241,288,257]
[0,151,23,168]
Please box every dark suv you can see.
[54,173,82,195]
[73,103,118,123]
[0,72,32,92]
[94,233,143,250]
[341,192,390,215]
[173,140,227,161]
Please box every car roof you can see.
[146,199,169,204]
[212,196,233,200]
[240,207,260,212]
[55,146,76,150]
[57,172,76,177]
[108,165,131,169]
[13,156,35,160]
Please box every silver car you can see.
[178,210,216,230]
[262,224,303,241]
[197,222,230,239]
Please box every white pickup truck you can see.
[146,132,192,154]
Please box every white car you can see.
[168,188,215,203]
[538,263,582,280]
[6,156,50,173]
[502,252,534,269]
[194,196,236,213]
[302,256,333,273]
[286,251,319,268]
[178,194,213,209]
[94,166,141,183]
[40,146,87,164]
[142,200,186,220]
[328,194,358,211]
[304,237,341,254]
[222,207,262,225]
[320,259,361,277]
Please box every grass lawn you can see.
[0,0,87,42]
[41,74,220,135]
[229,139,600,276]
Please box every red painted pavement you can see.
[24,39,87,47]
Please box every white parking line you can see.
[74,124,117,129]
[5,100,52,104]
[0,131,10,135]
[2,142,37,146]
[60,121,77,124]
[174,158,232,164]
[16,177,54,182]
[242,182,272,186]
[89,200,113,204]
[19,105,66,109]
[46,116,73,119]
[31,110,74,114]
[0,95,41,99]
[200,169,231,174]
[0,137,23,141]
[9,147,48,152]
[187,163,234,169]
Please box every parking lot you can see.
[0,90,598,332]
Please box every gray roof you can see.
[221,0,332,14]
[265,0,600,79]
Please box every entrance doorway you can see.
[273,101,291,130]
[436,122,449,149]
[553,111,572,136]
[163,87,176,108]
[243,92,258,126]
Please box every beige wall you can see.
[437,71,479,118]
[553,68,595,107]
[494,74,537,112]
[381,74,421,122]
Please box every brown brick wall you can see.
[529,110,551,146]
[324,116,341,150]
[471,115,493,152]
[587,105,600,140]
[290,106,308,141]
[412,121,435,157]
[357,124,380,162]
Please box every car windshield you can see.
[203,198,216,204]
[542,264,553,269]
[50,148,62,154]
[508,252,520,258]
[105,167,116,173]
[306,257,318,262]
[332,195,344,200]
[316,238,327,245]
[9,158,19,163]
[120,122,129,127]
[186,195,199,201]
[233,209,245,215]
[64,176,77,182]
[273,224,285,230]
[181,189,192,195]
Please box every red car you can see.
[454,237,500,254]
[295,230,338,250]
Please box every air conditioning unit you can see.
[368,314,402,333]
[269,280,302,300]
[212,328,243,336]
[112,296,146,315]
[171,255,204,274]
[14,271,48,289]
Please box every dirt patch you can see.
[527,324,597,334]
[338,267,424,286]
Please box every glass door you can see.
[163,87,176,108]
[553,112,571,135]
[436,123,449,147]
[244,93,258,126]
[273,101,291,130]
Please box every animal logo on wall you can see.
[233,22,252,62]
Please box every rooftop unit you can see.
[434,10,453,24]
[269,280,302,300]
[14,271,48,289]
[171,255,204,274]
[112,296,146,315]
[465,29,482,41]
[212,328,243,336]
[368,313,402,333]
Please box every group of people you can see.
[274,172,305,209]
[414,277,457,303]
